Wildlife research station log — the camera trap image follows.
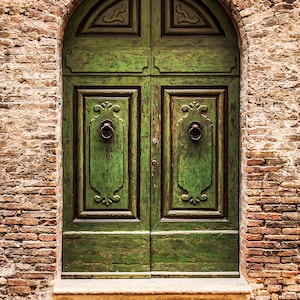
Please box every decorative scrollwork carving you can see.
[175,2,205,25]
[181,102,208,113]
[182,193,208,205]
[163,0,222,35]
[179,102,211,126]
[98,2,128,25]
[78,0,139,35]
[94,194,121,206]
[94,101,121,115]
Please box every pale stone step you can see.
[52,278,251,300]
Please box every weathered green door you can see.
[62,0,240,278]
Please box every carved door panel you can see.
[62,0,239,278]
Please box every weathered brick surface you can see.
[235,0,300,297]
[0,0,63,298]
[0,0,299,299]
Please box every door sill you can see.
[52,277,251,300]
[61,271,240,279]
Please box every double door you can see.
[62,0,240,277]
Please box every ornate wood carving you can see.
[163,0,223,35]
[78,0,140,35]
[95,1,129,25]
[174,1,206,26]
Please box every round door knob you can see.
[188,121,202,141]
[151,160,158,167]
[100,119,114,140]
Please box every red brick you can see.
[4,218,39,226]
[252,213,282,221]
[7,279,37,287]
[267,285,282,293]
[8,286,31,295]
[4,233,38,241]
[38,233,56,242]
[22,241,56,249]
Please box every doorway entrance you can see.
[62,0,240,278]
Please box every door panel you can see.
[75,88,140,218]
[77,0,141,35]
[150,77,239,230]
[151,0,239,48]
[153,49,238,74]
[162,87,226,218]
[151,233,238,273]
[63,233,150,274]
[63,0,150,51]
[162,0,223,36]
[63,0,239,278]
[63,76,151,228]
[65,50,150,74]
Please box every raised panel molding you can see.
[65,50,149,74]
[153,49,238,74]
[77,0,140,35]
[74,88,140,220]
[162,88,227,220]
[163,0,223,35]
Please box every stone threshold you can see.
[52,277,251,299]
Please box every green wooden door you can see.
[62,0,240,278]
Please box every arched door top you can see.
[64,0,239,76]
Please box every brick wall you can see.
[0,0,299,299]
[232,0,300,299]
[0,0,65,298]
